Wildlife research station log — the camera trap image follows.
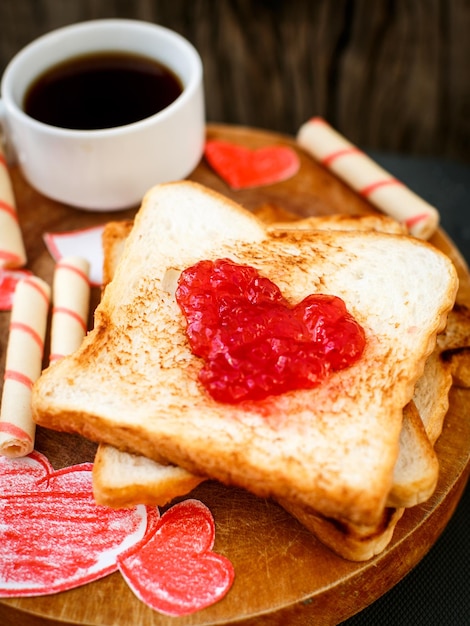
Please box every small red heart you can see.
[118,499,235,616]
[0,451,152,596]
[0,268,33,310]
[204,140,300,189]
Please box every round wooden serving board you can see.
[1,124,469,626]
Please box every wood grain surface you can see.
[1,0,469,164]
[0,124,469,626]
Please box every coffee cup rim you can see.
[0,18,203,138]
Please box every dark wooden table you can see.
[0,124,469,626]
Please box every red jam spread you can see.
[175,259,366,404]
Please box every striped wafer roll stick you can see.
[297,117,439,239]
[0,276,50,457]
[49,256,91,364]
[0,144,27,268]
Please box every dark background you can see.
[1,2,469,624]
[1,0,469,165]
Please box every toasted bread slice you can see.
[96,210,464,561]
[95,211,440,512]
[438,303,470,388]
[413,348,453,445]
[32,181,458,527]
[267,213,409,235]
[437,303,470,351]
[253,203,408,235]
[278,500,406,561]
[93,444,205,508]
[386,400,439,508]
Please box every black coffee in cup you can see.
[24,51,183,130]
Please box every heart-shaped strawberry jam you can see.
[176,259,366,403]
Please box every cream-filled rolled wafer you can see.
[0,276,50,457]
[297,117,439,239]
[49,256,91,364]
[0,146,27,268]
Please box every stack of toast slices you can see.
[32,181,467,561]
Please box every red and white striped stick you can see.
[0,144,27,268]
[49,256,91,364]
[0,276,50,457]
[297,117,439,239]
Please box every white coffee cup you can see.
[0,19,205,211]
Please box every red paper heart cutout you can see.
[118,499,235,616]
[0,451,152,596]
[176,259,366,403]
[0,453,235,615]
[204,140,300,189]
[0,268,33,310]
